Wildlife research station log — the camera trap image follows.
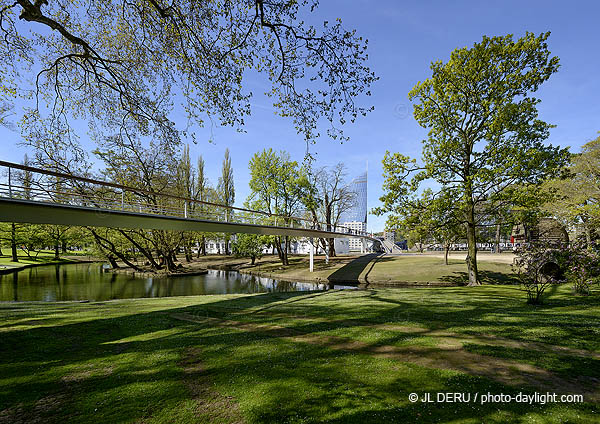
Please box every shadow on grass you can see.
[440,270,520,286]
[1,288,599,423]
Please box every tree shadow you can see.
[440,270,520,286]
[1,287,599,423]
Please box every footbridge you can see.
[0,160,377,271]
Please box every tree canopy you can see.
[374,32,570,285]
[303,163,355,256]
[544,134,600,243]
[247,148,308,264]
[1,0,376,149]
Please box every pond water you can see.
[0,263,328,302]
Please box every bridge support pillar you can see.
[361,239,366,254]
[309,238,314,272]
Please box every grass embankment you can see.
[193,252,517,286]
[0,250,93,273]
[1,285,599,423]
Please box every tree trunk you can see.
[524,224,532,243]
[201,236,206,256]
[251,256,256,265]
[495,223,501,253]
[275,237,283,260]
[318,237,326,253]
[224,236,230,255]
[62,240,68,253]
[89,229,143,271]
[466,213,479,286]
[444,244,450,265]
[164,253,177,271]
[107,256,119,269]
[10,223,18,262]
[275,236,288,266]
[54,241,60,260]
[282,249,288,266]
[282,237,289,265]
[324,202,336,256]
[328,237,336,257]
[117,229,160,269]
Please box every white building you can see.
[197,235,350,256]
[204,239,233,254]
[262,237,350,255]
[342,221,367,252]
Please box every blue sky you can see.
[2,0,599,232]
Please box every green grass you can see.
[0,250,89,268]
[1,285,599,423]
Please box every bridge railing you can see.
[0,160,372,238]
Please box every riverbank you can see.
[101,251,516,285]
[0,252,98,275]
[1,285,598,423]
[109,260,209,278]
[191,252,518,286]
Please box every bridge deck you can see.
[0,198,374,240]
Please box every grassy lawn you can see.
[0,250,90,269]
[193,253,518,285]
[1,284,599,423]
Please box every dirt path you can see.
[171,313,599,402]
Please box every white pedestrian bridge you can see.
[0,160,377,269]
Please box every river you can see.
[0,263,328,302]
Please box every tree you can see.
[93,135,185,271]
[0,154,36,262]
[18,224,50,259]
[0,100,15,130]
[565,242,600,295]
[0,223,21,262]
[544,134,600,244]
[232,233,268,265]
[388,190,463,264]
[375,32,569,285]
[195,155,211,256]
[247,149,307,265]
[218,148,235,254]
[8,1,376,269]
[218,148,235,220]
[2,0,375,150]
[303,163,355,257]
[177,145,196,261]
[42,225,71,260]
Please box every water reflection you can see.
[0,263,327,302]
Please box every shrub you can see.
[513,242,567,304]
[565,242,600,295]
